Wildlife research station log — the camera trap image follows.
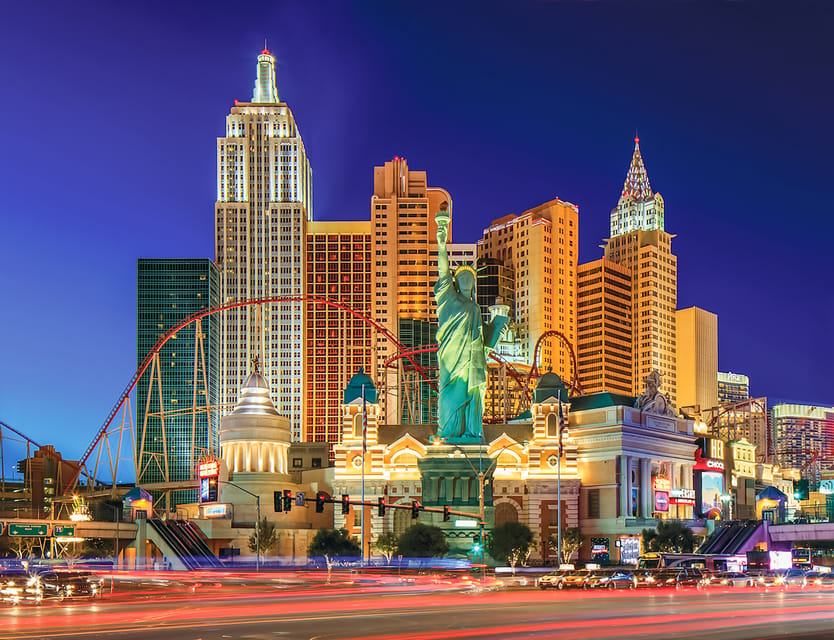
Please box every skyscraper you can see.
[478,199,578,384]
[304,220,373,446]
[718,372,750,403]
[770,403,834,477]
[136,258,221,506]
[371,157,451,423]
[215,49,313,441]
[676,306,718,413]
[576,258,632,395]
[603,138,678,405]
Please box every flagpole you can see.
[361,383,367,567]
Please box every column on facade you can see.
[624,455,633,517]
[640,458,651,518]
[619,455,629,517]
[671,462,681,518]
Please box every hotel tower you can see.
[215,49,313,440]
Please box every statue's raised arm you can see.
[436,201,450,278]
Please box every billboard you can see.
[700,471,725,515]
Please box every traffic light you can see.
[274,490,282,512]
[341,495,350,515]
[283,489,293,512]
[472,533,482,553]
[794,479,810,501]
[442,505,451,522]
[411,500,421,519]
[378,497,386,517]
[315,492,326,513]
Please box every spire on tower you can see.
[621,135,652,199]
[252,47,279,103]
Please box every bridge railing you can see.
[781,504,834,524]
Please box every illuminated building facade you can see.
[371,158,451,424]
[215,48,313,441]
[576,258,632,395]
[304,221,373,447]
[478,199,578,382]
[604,138,677,406]
[446,243,477,270]
[770,403,834,477]
[477,257,516,324]
[334,372,698,565]
[718,371,750,403]
[676,306,718,413]
[137,258,221,506]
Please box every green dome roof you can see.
[343,368,378,404]
[534,369,568,403]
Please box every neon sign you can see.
[199,459,220,478]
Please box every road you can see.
[3,578,834,639]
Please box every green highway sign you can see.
[8,523,48,536]
[53,525,75,538]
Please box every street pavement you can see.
[3,576,834,639]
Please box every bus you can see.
[638,552,747,572]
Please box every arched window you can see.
[394,507,412,537]
[546,413,559,439]
[353,413,362,438]
[495,501,519,527]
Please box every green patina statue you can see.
[434,203,509,442]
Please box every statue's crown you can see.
[454,263,478,279]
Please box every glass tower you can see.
[137,258,221,506]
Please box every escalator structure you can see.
[698,521,762,555]
[147,519,223,570]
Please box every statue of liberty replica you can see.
[434,203,509,442]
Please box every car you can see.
[803,572,834,587]
[702,571,752,588]
[584,569,636,590]
[654,568,703,589]
[36,571,104,600]
[755,569,807,588]
[0,571,42,605]
[557,570,590,589]
[537,570,571,589]
[633,569,660,588]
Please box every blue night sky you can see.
[0,1,831,474]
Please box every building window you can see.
[311,458,322,469]
[292,458,303,469]
[588,489,600,519]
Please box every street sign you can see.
[295,492,305,507]
[8,523,48,536]
[53,525,75,538]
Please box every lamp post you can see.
[450,443,518,574]
[218,481,261,571]
[556,422,569,565]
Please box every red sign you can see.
[654,491,669,512]
[199,459,220,478]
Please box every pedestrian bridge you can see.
[769,522,834,542]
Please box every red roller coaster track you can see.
[70,296,432,489]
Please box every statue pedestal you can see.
[418,443,495,557]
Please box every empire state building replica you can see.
[215,48,313,440]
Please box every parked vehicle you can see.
[537,570,571,590]
[702,571,752,587]
[755,569,806,588]
[557,570,590,589]
[654,568,703,589]
[633,569,660,589]
[585,569,636,590]
[804,572,834,587]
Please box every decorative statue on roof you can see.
[433,203,509,442]
[635,370,678,418]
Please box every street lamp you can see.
[555,423,570,565]
[720,493,734,520]
[450,443,519,572]
[218,481,261,571]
